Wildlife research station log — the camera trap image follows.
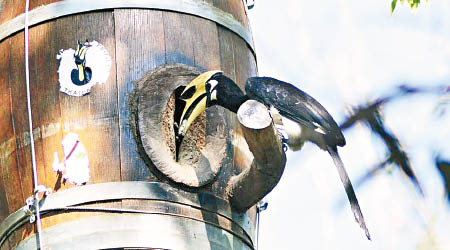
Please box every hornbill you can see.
[71,41,92,86]
[174,71,371,240]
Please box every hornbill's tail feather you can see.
[328,146,371,240]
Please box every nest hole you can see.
[131,63,226,187]
[161,90,206,166]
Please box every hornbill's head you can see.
[71,41,92,86]
[176,70,247,138]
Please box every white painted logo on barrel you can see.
[56,40,111,97]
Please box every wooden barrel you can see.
[0,0,258,249]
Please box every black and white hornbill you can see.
[174,71,371,240]
[71,41,92,86]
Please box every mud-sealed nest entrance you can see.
[129,64,227,187]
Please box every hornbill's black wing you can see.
[245,77,370,239]
[245,77,345,146]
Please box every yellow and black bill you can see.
[176,70,222,137]
[73,42,90,82]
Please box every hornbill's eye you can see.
[206,79,219,102]
[206,79,219,91]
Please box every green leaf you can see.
[411,0,420,12]
[391,0,397,15]
[410,0,420,8]
[392,0,426,15]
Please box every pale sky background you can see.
[247,1,450,250]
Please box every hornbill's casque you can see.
[174,71,371,240]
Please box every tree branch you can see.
[227,100,287,212]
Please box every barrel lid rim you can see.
[0,0,256,58]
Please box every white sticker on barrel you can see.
[52,133,90,185]
[56,40,111,97]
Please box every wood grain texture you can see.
[29,0,60,10]
[229,34,254,178]
[0,39,13,143]
[0,38,13,221]
[228,0,246,29]
[227,100,286,212]
[0,1,259,247]
[8,32,35,211]
[218,26,237,80]
[55,12,120,185]
[213,0,249,30]
[163,11,195,66]
[114,9,165,181]
[0,1,257,200]
[0,165,9,221]
[34,11,122,231]
[188,15,223,191]
[6,19,63,233]
[190,15,221,71]
[203,26,237,195]
[227,27,259,223]
[233,34,255,89]
[0,0,23,25]
[0,0,63,25]
[0,0,61,24]
[27,18,62,196]
[0,137,25,214]
[0,0,249,28]
[0,0,254,59]
[1,32,35,248]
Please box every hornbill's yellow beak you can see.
[74,42,89,82]
[177,70,222,137]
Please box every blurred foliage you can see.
[245,0,255,9]
[435,156,450,202]
[391,0,428,15]
[415,227,445,250]
[341,84,449,198]
[435,92,450,116]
